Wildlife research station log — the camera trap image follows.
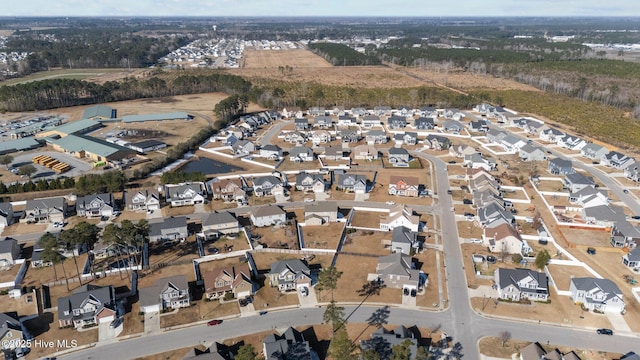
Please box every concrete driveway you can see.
[144,311,160,334]
[297,286,318,308]
[607,311,631,333]
[239,302,255,316]
[401,292,417,307]
[98,321,118,342]
[354,192,370,201]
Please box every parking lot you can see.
[9,150,93,180]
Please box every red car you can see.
[207,319,222,326]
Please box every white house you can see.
[569,277,625,313]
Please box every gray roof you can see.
[122,112,189,123]
[0,137,42,154]
[571,277,622,296]
[549,158,572,169]
[51,118,102,135]
[0,238,17,254]
[621,352,640,360]
[0,312,21,339]
[520,143,543,154]
[263,326,312,360]
[149,216,188,236]
[290,146,314,157]
[203,211,237,226]
[391,226,417,245]
[253,176,282,187]
[520,342,547,360]
[388,147,409,155]
[583,205,624,222]
[0,203,12,217]
[261,144,282,152]
[252,205,286,218]
[565,172,594,186]
[76,193,114,209]
[626,247,640,262]
[26,197,66,211]
[366,130,386,137]
[58,285,115,321]
[360,326,420,358]
[83,105,113,119]
[496,268,548,293]
[582,143,606,154]
[269,259,310,277]
[304,201,338,214]
[139,275,189,308]
[376,253,415,278]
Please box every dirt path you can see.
[383,62,470,96]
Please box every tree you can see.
[74,221,100,278]
[235,344,257,360]
[328,326,355,360]
[499,331,511,347]
[324,300,345,331]
[361,349,381,360]
[415,346,430,360]
[391,339,413,360]
[0,155,13,169]
[317,266,343,301]
[535,249,551,269]
[102,223,128,280]
[58,229,83,285]
[18,164,37,179]
[40,233,69,291]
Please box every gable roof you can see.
[203,211,238,226]
[270,259,310,276]
[252,205,286,218]
[496,268,548,291]
[57,285,115,320]
[149,216,188,236]
[571,277,622,297]
[139,275,189,308]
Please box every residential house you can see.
[569,187,608,207]
[263,327,316,360]
[0,203,14,228]
[260,144,283,160]
[251,205,287,227]
[281,107,303,119]
[331,106,346,116]
[611,220,640,248]
[295,173,326,193]
[360,326,424,360]
[414,117,435,130]
[294,118,310,131]
[464,153,497,172]
[484,221,523,254]
[0,239,19,266]
[365,130,388,145]
[380,205,420,232]
[139,275,191,313]
[390,226,418,255]
[486,128,509,144]
[539,127,564,142]
[387,116,407,129]
[449,144,477,158]
[368,253,421,291]
[253,176,283,197]
[324,145,348,160]
[24,197,68,224]
[209,178,247,204]
[164,182,207,207]
[361,115,381,129]
[524,121,546,135]
[337,115,356,126]
[478,203,513,226]
[511,118,529,129]
[624,161,640,182]
[183,342,235,360]
[602,151,635,170]
[75,193,115,218]
[284,131,307,145]
[268,259,312,291]
[308,107,326,116]
[57,285,117,329]
[467,120,487,133]
[230,140,255,156]
[202,264,253,300]
[563,173,595,193]
[125,188,160,212]
[622,247,640,269]
[310,130,332,145]
[418,106,438,118]
[374,106,392,116]
[548,158,574,175]
[201,211,240,239]
[519,144,547,162]
[474,103,495,113]
[494,268,549,301]
[569,277,625,313]
[388,176,420,197]
[289,146,315,162]
[335,173,367,193]
[393,132,418,146]
[620,353,640,360]
[388,147,411,165]
[581,143,608,160]
[441,120,464,134]
[148,216,188,243]
[557,134,587,150]
[313,115,333,129]
[500,135,526,152]
[304,201,338,225]
[442,108,464,120]
[0,312,26,351]
[353,144,379,160]
[582,205,624,226]
[339,129,360,143]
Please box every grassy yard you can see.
[301,223,344,250]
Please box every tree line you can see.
[308,43,381,66]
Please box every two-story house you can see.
[269,259,312,291]
[295,173,327,193]
[0,203,14,229]
[294,118,310,131]
[380,205,420,232]
[581,143,608,160]
[208,178,247,204]
[289,146,315,162]
[164,182,207,207]
[365,130,388,145]
[388,147,411,165]
[259,144,283,160]
[414,117,435,130]
[425,135,451,150]
[388,176,420,197]
[230,140,255,156]
[202,264,253,300]
[304,201,338,225]
[494,268,549,302]
[139,275,191,313]
[353,144,379,160]
[601,151,635,170]
[313,115,333,129]
[548,158,574,175]
[148,216,188,243]
[201,211,239,239]
[335,173,367,193]
[76,193,115,218]
[58,285,117,329]
[361,115,381,128]
[569,277,624,313]
[250,205,287,227]
[125,188,160,212]
[387,116,408,129]
[390,226,419,255]
[252,176,284,197]
[25,197,68,224]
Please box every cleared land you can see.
[546,264,594,291]
[241,49,332,68]
[479,337,621,360]
[0,68,145,86]
[301,223,344,250]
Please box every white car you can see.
[299,286,309,297]
[304,198,314,202]
[386,201,396,205]
[469,238,483,244]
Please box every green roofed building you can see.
[36,118,103,139]
[83,105,115,120]
[0,137,42,155]
[49,135,136,165]
[122,112,190,123]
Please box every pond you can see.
[180,157,243,174]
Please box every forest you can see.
[308,43,381,66]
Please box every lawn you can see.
[415,248,445,309]
[253,284,300,310]
[160,301,239,328]
[350,210,384,229]
[546,264,594,291]
[559,228,613,247]
[301,223,344,250]
[23,311,98,359]
[22,253,89,287]
[333,254,402,304]
[341,229,391,256]
[250,224,299,250]
[479,336,621,360]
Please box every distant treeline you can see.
[0,73,252,112]
[308,43,381,66]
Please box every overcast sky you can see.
[3,0,640,17]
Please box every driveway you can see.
[354,192,370,201]
[144,311,160,334]
[98,321,118,342]
[315,191,330,201]
[297,286,318,308]
[606,311,631,333]
[401,292,416,307]
[274,193,289,203]
[239,302,255,316]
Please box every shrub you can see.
[511,254,523,264]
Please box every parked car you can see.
[462,199,473,205]
[410,289,417,297]
[304,198,314,202]
[299,286,309,297]
[403,288,409,296]
[632,215,640,220]
[469,238,483,244]
[486,255,497,264]
[587,247,596,255]
[447,190,453,195]
[386,201,396,205]
[448,160,457,164]
[596,328,613,335]
[207,319,223,326]
[623,189,630,194]
[259,311,268,316]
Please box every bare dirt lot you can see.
[546,264,595,291]
[241,49,332,69]
[479,336,621,360]
[301,223,344,250]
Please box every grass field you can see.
[0,68,144,86]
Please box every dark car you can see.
[587,247,596,255]
[623,189,630,194]
[632,215,640,220]
[463,199,473,205]
[448,160,457,164]
[486,255,497,264]
[207,319,223,326]
[410,289,417,297]
[239,299,247,307]
[596,328,613,335]
[447,190,453,195]
[403,288,409,296]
